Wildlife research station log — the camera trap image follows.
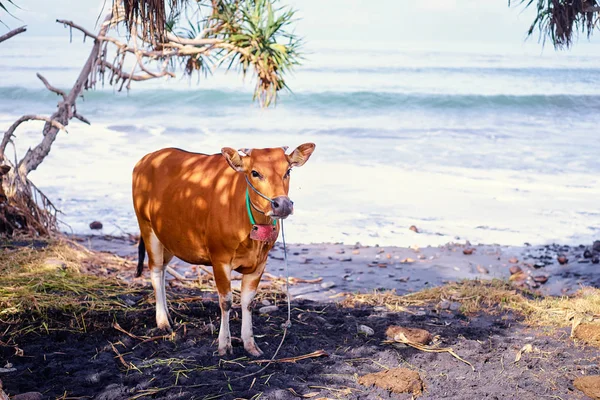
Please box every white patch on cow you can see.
[147,231,170,330]
[151,267,170,330]
[241,289,256,342]
[218,291,233,355]
[241,287,263,356]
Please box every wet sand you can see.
[77,234,600,300]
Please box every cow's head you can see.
[221,143,315,219]
[0,164,11,203]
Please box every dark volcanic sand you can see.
[1,290,597,399]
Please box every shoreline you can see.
[73,233,600,300]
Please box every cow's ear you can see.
[221,147,245,172]
[0,165,10,176]
[287,143,315,167]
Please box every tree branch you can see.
[1,115,68,157]
[99,60,173,84]
[584,6,600,12]
[36,73,67,100]
[56,19,98,40]
[73,113,90,125]
[0,26,26,44]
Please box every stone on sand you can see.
[258,305,279,314]
[358,367,423,395]
[574,375,600,399]
[574,324,600,347]
[386,326,432,345]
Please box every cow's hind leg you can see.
[241,266,265,357]
[213,262,233,356]
[141,226,173,331]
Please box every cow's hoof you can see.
[244,343,264,357]
[155,321,173,333]
[218,344,233,356]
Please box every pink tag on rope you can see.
[250,224,279,241]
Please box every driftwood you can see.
[0,15,113,236]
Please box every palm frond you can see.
[509,0,600,48]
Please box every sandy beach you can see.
[80,234,600,299]
[1,235,600,399]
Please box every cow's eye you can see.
[284,169,292,178]
[251,170,261,179]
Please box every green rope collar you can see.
[246,188,277,226]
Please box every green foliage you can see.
[0,0,18,26]
[173,0,301,106]
[509,0,599,48]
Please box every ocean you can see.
[1,36,600,247]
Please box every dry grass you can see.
[0,239,145,344]
[341,279,600,330]
[0,240,137,317]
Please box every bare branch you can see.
[73,113,90,125]
[0,26,26,44]
[165,32,221,46]
[56,19,98,40]
[100,60,173,84]
[1,115,68,157]
[36,73,67,100]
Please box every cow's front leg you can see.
[241,264,266,357]
[213,264,233,356]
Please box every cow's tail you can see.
[136,236,146,277]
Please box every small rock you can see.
[557,255,569,265]
[340,257,352,262]
[509,271,527,282]
[409,225,419,233]
[449,302,461,311]
[463,248,475,255]
[593,241,600,252]
[386,253,392,259]
[439,300,451,310]
[509,265,522,275]
[258,305,279,314]
[261,299,271,306]
[358,368,423,395]
[574,375,600,400]
[386,326,432,345]
[532,275,548,284]
[12,393,43,400]
[352,249,360,255]
[579,259,591,264]
[533,262,545,269]
[400,258,415,264]
[508,257,519,264]
[358,325,375,336]
[321,281,335,289]
[336,249,345,254]
[418,254,426,260]
[574,323,600,347]
[593,257,600,265]
[476,265,489,274]
[89,221,103,230]
[584,249,594,259]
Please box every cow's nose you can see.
[271,196,294,218]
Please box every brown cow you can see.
[132,143,315,356]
